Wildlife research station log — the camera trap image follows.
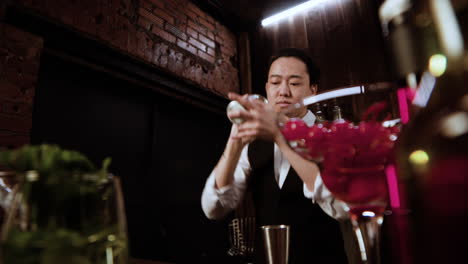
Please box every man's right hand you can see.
[228,124,254,147]
[213,123,251,190]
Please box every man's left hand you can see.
[228,92,286,142]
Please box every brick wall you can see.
[0,24,43,149]
[0,0,239,148]
[15,0,240,96]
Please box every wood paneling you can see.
[249,0,396,121]
[251,0,390,93]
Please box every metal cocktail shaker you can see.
[226,94,268,124]
[261,225,290,264]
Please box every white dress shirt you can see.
[201,111,348,220]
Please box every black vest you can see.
[248,140,348,264]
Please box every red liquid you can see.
[281,119,397,205]
[321,165,388,205]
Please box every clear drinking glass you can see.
[282,119,399,264]
[0,170,18,237]
[0,171,128,264]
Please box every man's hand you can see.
[228,92,287,143]
[228,124,255,147]
[228,93,319,194]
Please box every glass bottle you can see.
[331,101,344,122]
[378,1,430,263]
[0,170,18,236]
[382,0,468,263]
[311,103,327,123]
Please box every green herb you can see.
[0,144,127,264]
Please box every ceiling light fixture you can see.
[261,0,328,27]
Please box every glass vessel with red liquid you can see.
[281,103,399,264]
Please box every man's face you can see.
[265,57,317,118]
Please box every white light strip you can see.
[412,71,437,108]
[430,0,464,61]
[261,0,328,27]
[302,86,364,106]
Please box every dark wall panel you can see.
[31,53,232,263]
[250,0,391,91]
[249,0,394,121]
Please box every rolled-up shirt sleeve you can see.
[303,172,349,220]
[201,145,251,220]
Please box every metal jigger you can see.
[261,225,290,264]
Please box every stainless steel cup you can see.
[261,225,290,264]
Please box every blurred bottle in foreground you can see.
[380,0,468,263]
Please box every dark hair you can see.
[268,48,320,86]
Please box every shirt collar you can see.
[302,110,316,126]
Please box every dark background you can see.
[30,53,232,262]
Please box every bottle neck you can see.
[332,105,343,122]
[312,103,326,123]
[385,0,467,121]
